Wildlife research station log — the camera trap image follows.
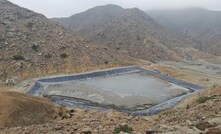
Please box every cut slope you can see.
[0,1,138,82]
[0,91,59,128]
[52,5,184,61]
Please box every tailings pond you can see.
[27,67,203,115]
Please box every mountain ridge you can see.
[52,4,185,61]
[149,7,221,56]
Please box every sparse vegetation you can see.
[31,43,39,51]
[116,47,120,50]
[186,104,190,109]
[137,35,140,40]
[26,22,34,28]
[12,55,25,61]
[196,96,214,103]
[60,53,68,58]
[104,61,109,65]
[114,124,133,134]
[44,53,52,58]
[59,46,67,50]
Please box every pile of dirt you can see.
[0,91,62,128]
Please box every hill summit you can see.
[52,4,184,62]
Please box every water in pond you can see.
[44,72,190,111]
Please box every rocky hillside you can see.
[1,86,221,133]
[0,1,139,83]
[52,5,185,62]
[149,7,221,56]
[147,86,221,133]
[52,4,124,36]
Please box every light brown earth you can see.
[149,61,221,89]
[0,91,70,128]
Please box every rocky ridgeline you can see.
[0,0,139,83]
[149,8,221,57]
[52,5,184,62]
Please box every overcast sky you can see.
[8,0,221,18]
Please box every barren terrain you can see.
[149,60,221,89]
[0,0,221,134]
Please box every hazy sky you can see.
[8,0,221,18]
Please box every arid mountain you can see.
[0,1,138,82]
[52,5,185,62]
[52,4,124,36]
[149,7,221,56]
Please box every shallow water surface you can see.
[45,72,190,110]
